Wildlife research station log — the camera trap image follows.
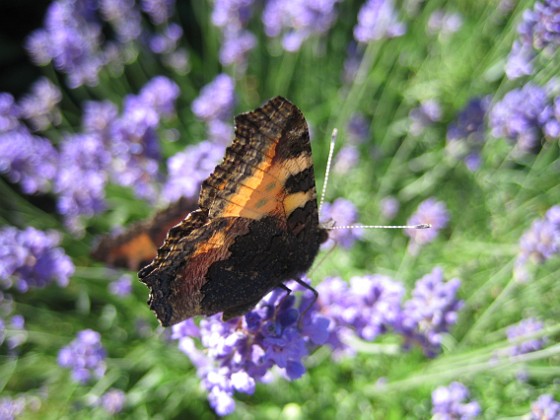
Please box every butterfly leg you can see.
[292,278,319,328]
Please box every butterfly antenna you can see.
[318,128,338,215]
[330,223,432,230]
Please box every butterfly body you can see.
[138,97,327,326]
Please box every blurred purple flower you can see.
[342,42,362,84]
[409,99,442,136]
[0,93,20,133]
[262,0,341,52]
[149,23,183,54]
[171,279,329,416]
[541,96,560,139]
[138,76,180,118]
[427,10,463,37]
[110,98,161,201]
[0,396,26,420]
[18,78,62,131]
[528,394,560,420]
[432,382,481,419]
[99,389,126,414]
[320,198,363,249]
[516,205,560,277]
[396,267,463,356]
[99,0,142,43]
[446,96,491,171]
[58,329,107,384]
[208,119,234,144]
[219,28,257,67]
[347,113,370,144]
[506,0,560,79]
[0,314,27,353]
[380,196,399,220]
[353,0,406,43]
[506,318,546,356]
[489,83,550,152]
[162,141,226,203]
[0,127,58,194]
[192,74,236,121]
[405,198,449,251]
[55,133,110,232]
[505,41,535,79]
[82,100,119,136]
[109,274,133,297]
[212,0,254,28]
[25,0,105,88]
[333,145,360,174]
[141,0,174,25]
[0,226,74,293]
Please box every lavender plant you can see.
[0,0,559,417]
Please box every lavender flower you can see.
[409,99,442,136]
[149,23,183,54]
[109,274,133,297]
[541,96,560,139]
[141,0,174,25]
[18,78,62,131]
[55,133,110,232]
[506,318,546,356]
[347,113,370,144]
[527,394,560,420]
[0,93,20,133]
[58,329,107,384]
[0,396,26,420]
[427,10,464,37]
[489,83,549,152]
[397,267,463,356]
[0,127,58,194]
[333,145,360,174]
[506,0,560,79]
[192,74,236,121]
[432,382,481,419]
[208,119,234,144]
[380,196,399,220]
[320,199,363,249]
[26,0,105,88]
[110,97,161,201]
[138,76,180,118]
[262,0,341,52]
[219,28,257,67]
[211,0,254,28]
[316,275,404,355]
[171,280,329,416]
[446,96,491,171]
[99,0,142,43]
[353,0,406,43]
[405,198,449,251]
[162,141,226,203]
[82,100,118,135]
[0,227,74,292]
[99,389,126,414]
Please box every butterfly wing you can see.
[139,97,327,326]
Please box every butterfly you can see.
[137,96,329,326]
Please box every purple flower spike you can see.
[446,96,491,171]
[162,141,226,203]
[489,83,549,152]
[528,394,560,420]
[431,382,481,419]
[55,133,110,233]
[138,76,180,118]
[99,0,142,43]
[109,274,133,297]
[58,329,107,384]
[171,278,329,416]
[320,198,363,249]
[262,0,341,52]
[0,226,74,292]
[141,0,175,25]
[18,78,62,131]
[353,0,406,43]
[0,93,20,133]
[0,396,26,420]
[192,74,236,122]
[0,127,58,194]
[99,389,126,414]
[397,267,463,356]
[409,99,442,136]
[405,198,449,251]
[506,318,546,356]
